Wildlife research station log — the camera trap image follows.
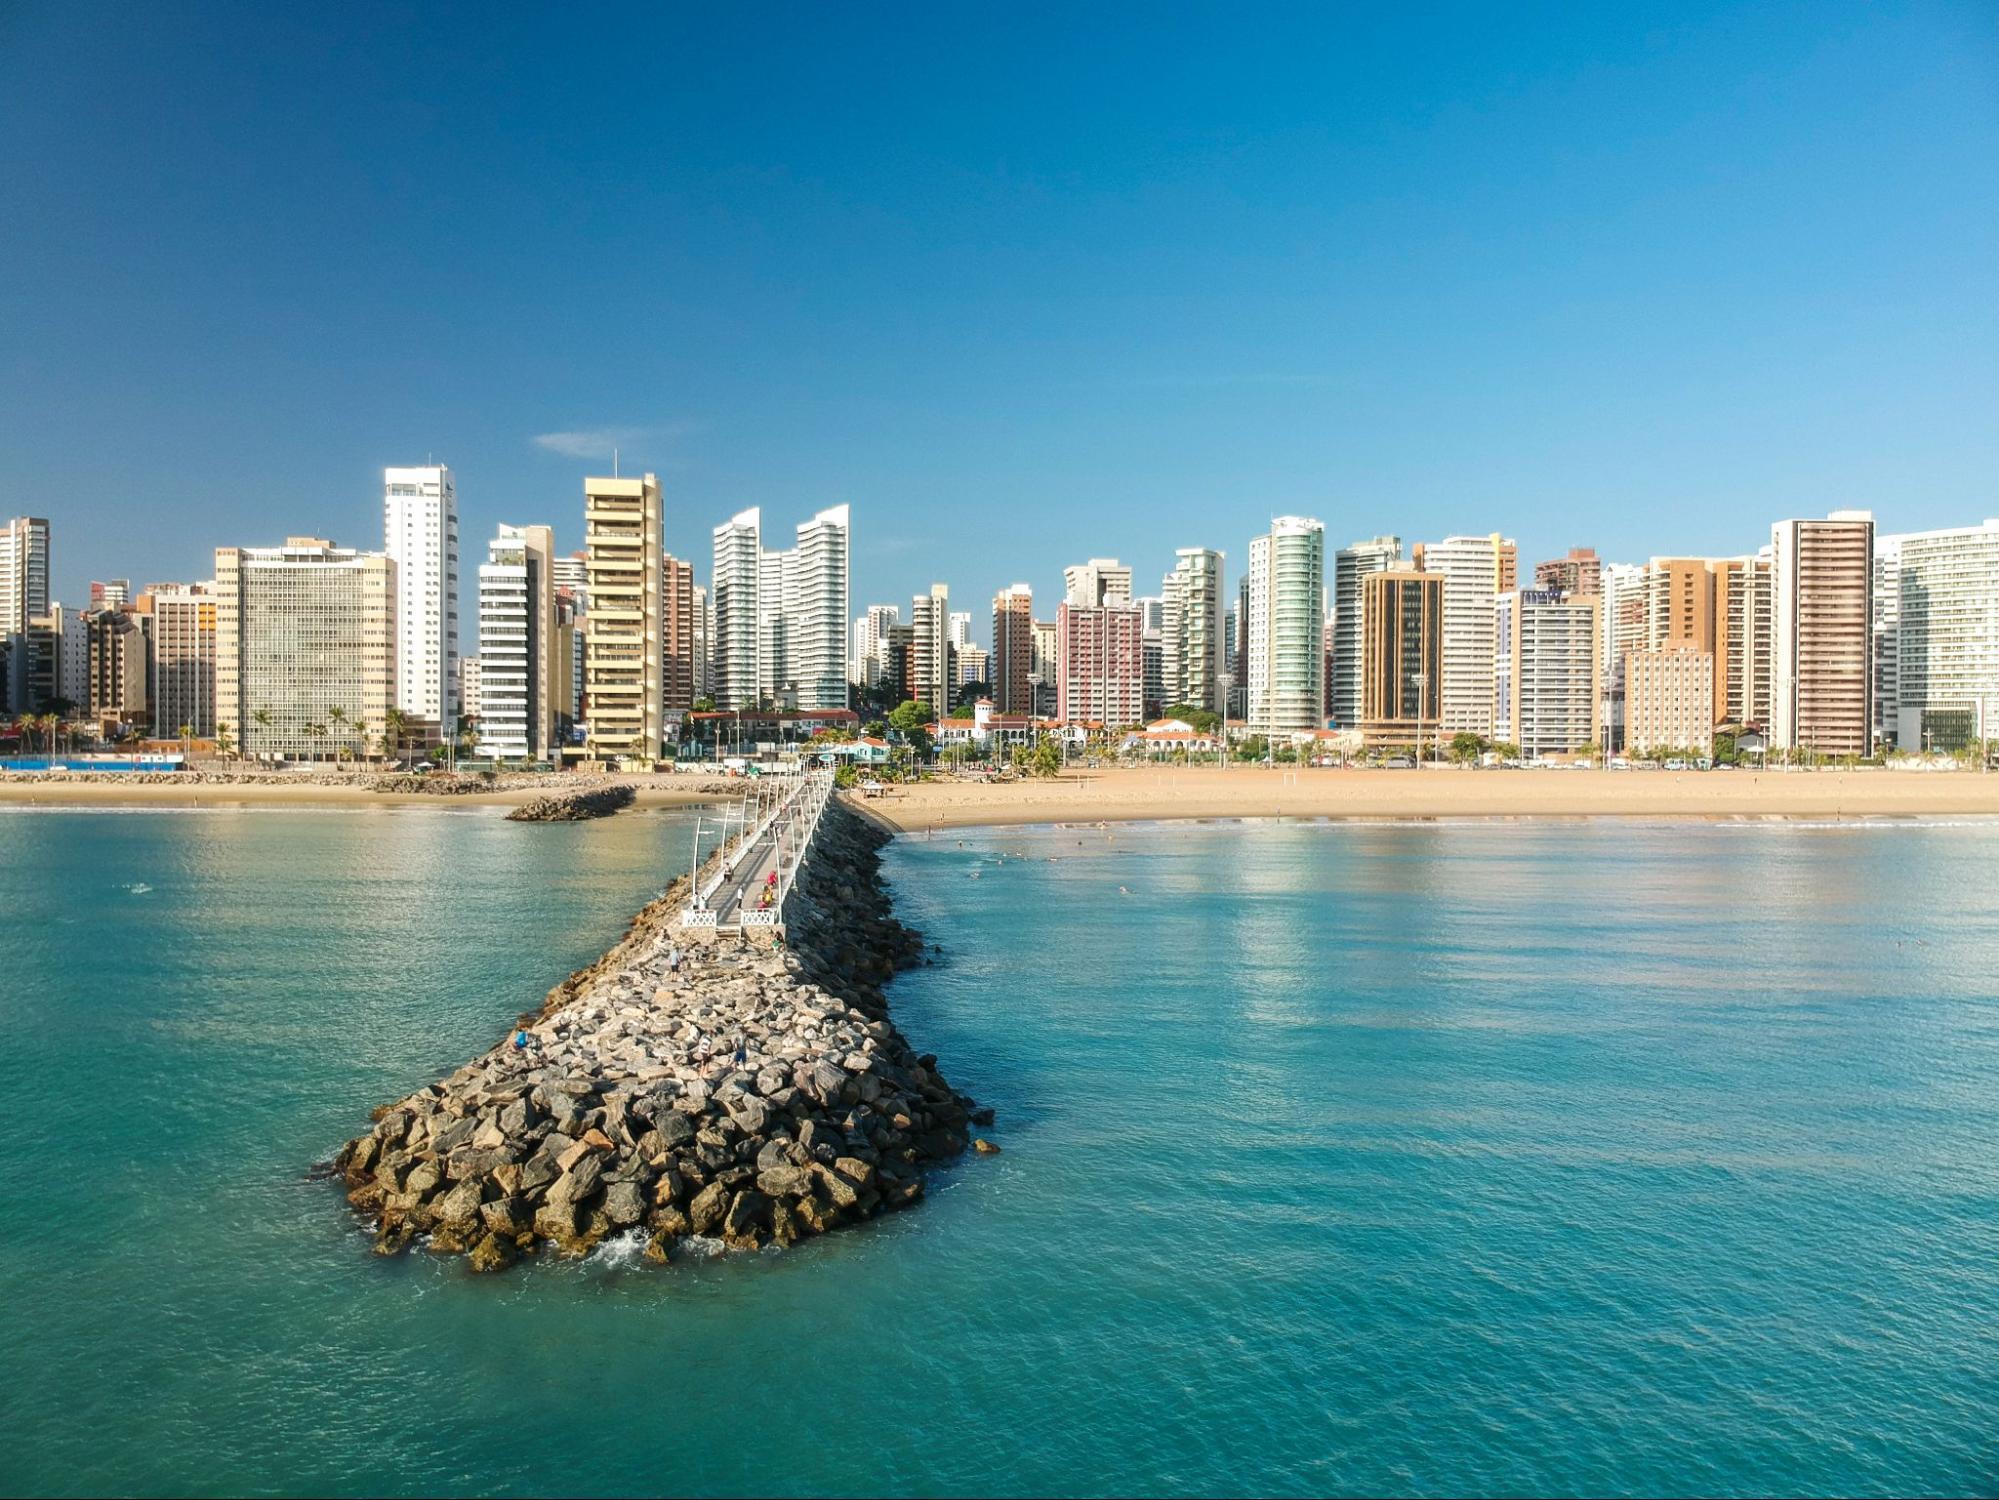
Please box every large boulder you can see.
[688,1180,730,1235]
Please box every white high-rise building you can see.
[476,523,555,761]
[1494,589,1599,760]
[1063,558,1133,608]
[1597,561,1647,751]
[712,507,763,709]
[852,603,901,693]
[787,504,850,710]
[1160,549,1226,716]
[383,465,459,734]
[1,516,50,638]
[1330,536,1401,728]
[949,611,973,649]
[692,585,712,702]
[1414,533,1518,738]
[1245,517,1326,735]
[1883,518,1999,751]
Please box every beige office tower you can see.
[1359,570,1443,750]
[580,474,664,763]
[1711,555,1772,729]
[1494,590,1599,760]
[150,584,217,738]
[1771,511,1874,757]
[1162,548,1227,718]
[214,539,396,761]
[1412,532,1517,737]
[911,583,951,710]
[1625,648,1716,755]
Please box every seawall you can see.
[331,801,988,1270]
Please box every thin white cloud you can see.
[530,420,704,462]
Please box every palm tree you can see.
[177,723,193,762]
[40,713,60,757]
[327,707,351,770]
[306,722,328,763]
[215,722,236,759]
[251,708,272,761]
[383,707,410,766]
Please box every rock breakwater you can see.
[331,802,986,1270]
[506,785,637,822]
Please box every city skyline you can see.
[6,4,1995,616]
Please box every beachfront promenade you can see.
[682,768,835,933]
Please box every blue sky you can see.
[4,1,1995,642]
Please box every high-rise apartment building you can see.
[1359,570,1443,750]
[1597,562,1648,751]
[89,579,130,610]
[580,473,665,762]
[476,523,555,761]
[1161,548,1226,717]
[1063,558,1133,608]
[1771,511,1875,757]
[1246,517,1327,735]
[1413,533,1517,737]
[1711,555,1773,729]
[1029,619,1058,717]
[852,603,902,696]
[1,516,49,637]
[1625,648,1716,755]
[785,505,850,710]
[991,585,1035,714]
[956,644,991,701]
[690,585,711,705]
[1533,547,1602,599]
[1330,536,1400,728]
[383,465,459,734]
[711,507,762,710]
[461,657,483,721]
[1055,600,1143,725]
[214,538,396,760]
[149,584,217,738]
[949,611,973,650]
[1883,518,1999,751]
[1872,537,1901,750]
[911,584,952,710]
[1494,589,1599,760]
[662,554,696,712]
[88,609,151,735]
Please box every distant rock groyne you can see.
[505,785,637,822]
[330,801,988,1271]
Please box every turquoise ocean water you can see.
[2,807,1997,1496]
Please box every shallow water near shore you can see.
[3,809,1998,1496]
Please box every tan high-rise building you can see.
[662,553,696,711]
[580,474,664,763]
[1534,547,1602,599]
[1710,556,1772,729]
[1029,618,1058,717]
[1643,559,1717,655]
[1359,570,1443,750]
[1772,511,1874,756]
[1625,647,1715,755]
[991,584,1035,715]
[214,538,396,760]
[149,584,217,739]
[910,584,952,710]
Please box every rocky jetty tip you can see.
[506,785,637,822]
[331,802,994,1271]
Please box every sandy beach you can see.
[0,775,724,811]
[849,766,1999,832]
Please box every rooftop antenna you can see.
[613,446,620,477]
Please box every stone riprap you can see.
[505,785,638,822]
[331,803,987,1270]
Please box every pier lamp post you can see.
[1413,671,1428,768]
